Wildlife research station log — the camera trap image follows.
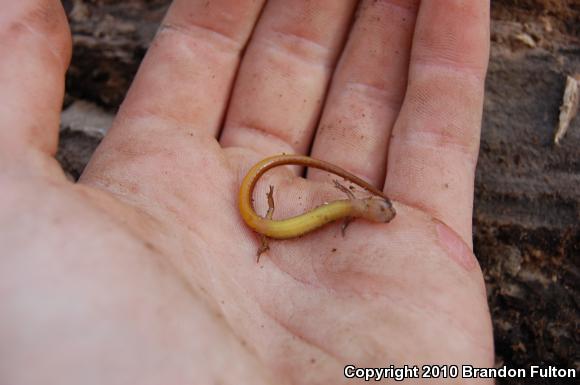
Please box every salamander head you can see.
[352,197,396,223]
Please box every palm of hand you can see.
[1,1,493,384]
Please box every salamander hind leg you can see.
[256,185,275,262]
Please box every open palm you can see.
[1,1,493,384]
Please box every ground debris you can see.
[513,32,536,48]
[554,75,579,145]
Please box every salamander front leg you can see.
[333,180,355,236]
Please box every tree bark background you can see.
[58,1,579,383]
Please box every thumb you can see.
[0,0,71,164]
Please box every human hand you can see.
[0,1,493,384]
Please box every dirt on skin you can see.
[58,1,578,383]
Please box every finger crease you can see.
[344,81,403,112]
[412,59,487,84]
[229,124,297,153]
[396,131,478,161]
[17,21,67,69]
[257,31,333,69]
[159,22,243,54]
[371,0,420,13]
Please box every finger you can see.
[220,0,358,157]
[0,1,71,159]
[385,0,490,244]
[80,0,265,187]
[107,0,265,136]
[309,0,419,186]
